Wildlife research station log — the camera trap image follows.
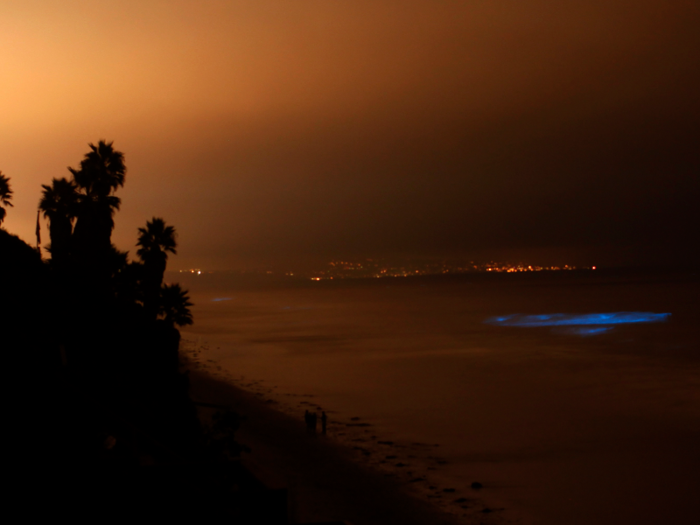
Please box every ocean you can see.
[178,268,700,524]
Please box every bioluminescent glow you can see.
[553,327,615,336]
[485,312,671,327]
[212,297,232,302]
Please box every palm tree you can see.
[69,140,126,199]
[156,282,193,378]
[0,171,13,225]
[137,217,177,320]
[38,178,79,264]
[70,141,126,263]
[159,283,193,327]
[113,259,145,310]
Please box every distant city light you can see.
[180,260,594,281]
[307,260,592,280]
[179,268,209,274]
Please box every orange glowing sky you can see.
[2,1,699,269]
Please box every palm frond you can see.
[0,172,13,207]
[70,140,126,198]
[136,217,178,261]
[0,172,13,224]
[159,283,194,327]
[38,178,79,220]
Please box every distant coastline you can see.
[169,264,698,295]
[178,259,594,281]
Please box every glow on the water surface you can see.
[484,312,671,336]
[212,297,233,302]
[485,312,671,327]
[554,326,615,336]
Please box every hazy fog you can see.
[3,1,698,269]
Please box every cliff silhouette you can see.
[2,143,276,522]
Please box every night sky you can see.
[2,1,699,270]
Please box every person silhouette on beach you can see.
[310,411,317,433]
[321,411,327,434]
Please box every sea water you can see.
[179,269,700,525]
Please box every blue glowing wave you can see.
[485,312,671,327]
[553,327,614,336]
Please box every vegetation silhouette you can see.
[160,283,194,328]
[39,177,79,266]
[137,217,178,322]
[2,142,254,521]
[0,171,13,224]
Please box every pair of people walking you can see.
[305,409,327,434]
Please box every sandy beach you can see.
[185,358,508,525]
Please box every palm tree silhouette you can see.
[159,283,193,327]
[69,140,126,198]
[0,171,14,225]
[137,217,177,320]
[38,178,79,263]
[70,141,126,263]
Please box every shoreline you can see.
[177,273,700,525]
[182,348,510,525]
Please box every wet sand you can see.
[186,361,508,525]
